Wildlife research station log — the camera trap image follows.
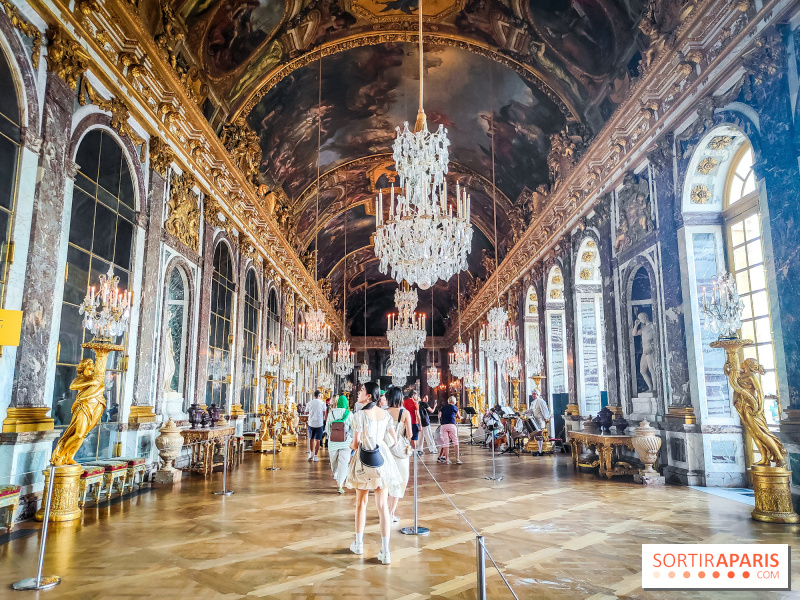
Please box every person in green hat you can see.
[325,394,354,493]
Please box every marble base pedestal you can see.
[778,414,800,512]
[35,464,83,522]
[154,469,182,484]
[634,472,666,485]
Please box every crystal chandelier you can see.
[464,369,483,391]
[482,307,517,364]
[388,352,412,378]
[264,342,281,374]
[449,340,472,379]
[297,307,332,364]
[426,364,440,388]
[386,285,426,355]
[373,0,471,290]
[700,271,744,339]
[392,374,407,387]
[357,265,371,385]
[526,347,544,376]
[80,265,132,341]
[332,339,355,377]
[357,362,371,385]
[318,369,334,391]
[505,354,521,380]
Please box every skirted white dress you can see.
[389,408,410,499]
[345,409,403,493]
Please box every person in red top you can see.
[402,392,421,448]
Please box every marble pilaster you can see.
[193,221,215,406]
[5,72,73,430]
[129,169,167,423]
[595,202,622,414]
[230,244,247,417]
[559,242,579,405]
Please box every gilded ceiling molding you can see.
[233,31,579,121]
[444,0,793,346]
[28,0,344,338]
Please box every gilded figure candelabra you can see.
[702,272,798,523]
[279,378,298,445]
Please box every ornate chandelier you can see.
[373,0,471,290]
[482,307,517,364]
[464,369,483,392]
[505,354,521,380]
[700,271,744,339]
[357,265,371,385]
[332,339,355,377]
[357,362,371,385]
[318,369,334,391]
[264,342,281,374]
[80,265,132,341]
[297,307,332,364]
[527,347,544,376]
[426,364,440,388]
[449,273,471,379]
[392,374,407,387]
[388,352,412,378]
[386,285,426,356]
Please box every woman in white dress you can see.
[385,387,412,523]
[345,381,402,564]
[325,395,354,493]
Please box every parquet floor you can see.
[1,431,798,599]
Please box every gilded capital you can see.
[45,26,89,90]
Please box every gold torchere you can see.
[710,337,799,523]
[279,378,297,445]
[38,339,123,522]
[262,373,276,415]
[466,387,478,425]
[253,406,281,453]
[511,378,521,413]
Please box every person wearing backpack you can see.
[344,381,401,564]
[325,395,354,494]
[385,387,413,523]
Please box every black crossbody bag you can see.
[358,402,385,468]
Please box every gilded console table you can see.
[180,426,235,478]
[567,431,636,479]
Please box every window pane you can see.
[751,290,769,317]
[762,372,778,397]
[730,179,743,205]
[114,217,134,271]
[733,246,748,271]
[749,266,766,292]
[742,344,757,360]
[736,270,750,294]
[741,320,755,342]
[744,214,760,242]
[69,189,95,250]
[98,135,122,197]
[0,134,18,210]
[741,295,753,320]
[64,246,90,306]
[92,203,117,262]
[58,303,84,364]
[757,343,775,370]
[746,240,763,265]
[736,148,753,178]
[75,130,101,181]
[742,172,756,197]
[754,317,771,345]
[730,222,745,246]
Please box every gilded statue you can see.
[165,172,200,250]
[219,118,262,184]
[51,359,106,466]
[729,358,787,468]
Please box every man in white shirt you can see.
[527,391,551,456]
[307,390,327,462]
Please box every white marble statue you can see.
[632,311,657,393]
[163,329,176,393]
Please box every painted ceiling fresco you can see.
[175,0,648,338]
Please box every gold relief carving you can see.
[239,236,258,261]
[74,0,100,27]
[79,80,146,160]
[697,157,718,175]
[586,240,596,248]
[551,274,562,285]
[580,268,592,280]
[528,304,537,314]
[0,0,41,69]
[708,135,733,150]
[179,66,208,106]
[581,251,594,263]
[549,289,562,299]
[219,118,262,185]
[45,26,89,90]
[285,292,295,322]
[149,137,174,177]
[154,0,184,69]
[691,185,711,204]
[165,172,200,251]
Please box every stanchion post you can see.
[476,535,487,599]
[485,429,503,481]
[213,435,234,496]
[12,464,61,591]
[400,450,430,536]
[266,424,280,471]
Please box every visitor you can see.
[529,390,551,456]
[385,387,412,523]
[325,395,354,493]
[379,390,388,409]
[417,395,437,454]
[403,392,421,448]
[345,381,401,564]
[437,396,462,464]
[306,390,326,462]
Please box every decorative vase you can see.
[207,403,221,427]
[188,403,204,429]
[200,411,211,428]
[582,415,600,434]
[613,415,629,434]
[155,418,184,472]
[632,419,661,474]
[597,406,613,434]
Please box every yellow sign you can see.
[0,309,23,346]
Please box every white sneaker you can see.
[350,540,363,555]
[307,452,313,461]
[390,514,400,523]
[446,459,452,464]
[313,456,320,462]
[456,459,462,464]
[377,549,391,565]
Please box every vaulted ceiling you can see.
[175,0,648,337]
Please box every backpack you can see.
[329,408,349,442]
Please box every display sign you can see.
[0,309,22,346]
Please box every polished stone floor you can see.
[1,431,798,599]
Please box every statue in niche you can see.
[51,359,106,466]
[163,328,177,394]
[632,311,657,394]
[615,172,653,253]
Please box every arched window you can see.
[266,287,279,343]
[240,268,260,414]
[574,239,605,415]
[54,130,136,458]
[545,266,567,414]
[0,49,21,306]
[723,143,780,423]
[523,286,540,401]
[164,267,189,396]
[207,242,235,409]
